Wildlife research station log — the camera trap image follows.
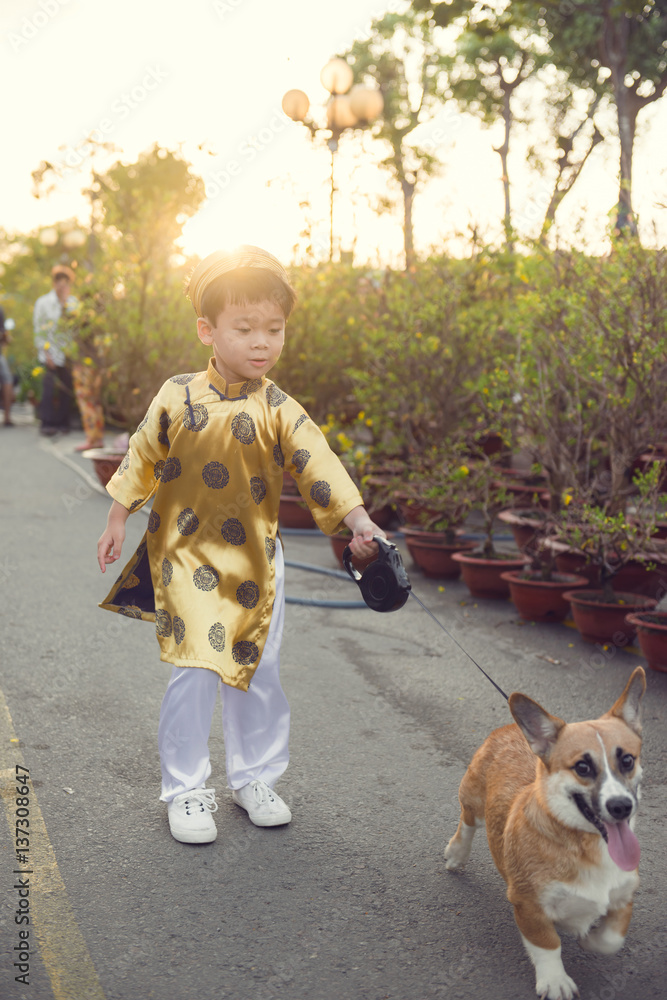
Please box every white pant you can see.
[157,541,290,802]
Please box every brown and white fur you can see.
[445,667,646,1000]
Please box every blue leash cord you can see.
[283,559,368,608]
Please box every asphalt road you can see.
[1,415,667,1000]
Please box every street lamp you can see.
[282,58,383,262]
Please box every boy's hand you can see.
[343,506,387,560]
[97,500,130,572]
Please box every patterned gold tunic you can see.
[100,359,363,690]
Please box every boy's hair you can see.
[200,267,297,323]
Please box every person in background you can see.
[0,306,15,427]
[69,284,106,451]
[33,264,78,436]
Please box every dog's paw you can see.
[580,925,625,955]
[444,839,468,870]
[535,970,579,1000]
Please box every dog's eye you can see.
[573,758,595,778]
[618,753,635,773]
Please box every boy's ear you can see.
[197,317,213,346]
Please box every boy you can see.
[97,245,385,844]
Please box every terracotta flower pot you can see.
[563,589,657,645]
[394,491,466,530]
[83,448,126,487]
[497,508,547,550]
[282,470,300,496]
[278,493,316,529]
[624,611,667,672]
[493,472,548,509]
[553,549,601,585]
[451,550,527,599]
[500,570,589,623]
[401,527,479,579]
[611,558,667,599]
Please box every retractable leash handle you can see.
[341,535,411,612]
[343,534,509,701]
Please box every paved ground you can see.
[1,409,667,1000]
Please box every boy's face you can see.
[197,298,286,385]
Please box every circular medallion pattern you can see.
[177,508,199,535]
[267,384,287,407]
[183,403,209,432]
[119,606,143,619]
[310,481,332,508]
[202,461,230,489]
[155,609,173,637]
[292,449,311,474]
[208,622,226,651]
[148,509,161,533]
[250,477,267,505]
[231,412,256,445]
[221,518,246,545]
[232,640,259,665]
[193,565,220,591]
[162,558,173,586]
[173,616,186,645]
[236,580,260,609]
[161,457,182,482]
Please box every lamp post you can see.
[282,58,383,262]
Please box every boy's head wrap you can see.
[188,245,290,317]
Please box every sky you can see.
[1,0,666,268]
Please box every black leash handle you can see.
[343,535,509,702]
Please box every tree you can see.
[537,0,667,236]
[415,0,550,245]
[95,144,205,321]
[340,10,449,267]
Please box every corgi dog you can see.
[445,666,646,1000]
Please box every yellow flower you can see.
[357,411,365,421]
[31,366,44,377]
[43,341,50,350]
[347,316,356,326]
[459,465,470,476]
[83,356,93,366]
[564,493,573,506]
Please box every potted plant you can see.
[500,514,589,622]
[514,244,667,520]
[625,596,667,673]
[451,459,527,598]
[559,465,662,643]
[390,446,481,578]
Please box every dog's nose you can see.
[606,796,633,821]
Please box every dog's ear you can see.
[606,666,646,735]
[509,693,566,760]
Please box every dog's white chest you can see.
[541,859,638,937]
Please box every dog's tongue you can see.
[604,820,640,871]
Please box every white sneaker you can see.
[232,780,292,827]
[167,787,218,843]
